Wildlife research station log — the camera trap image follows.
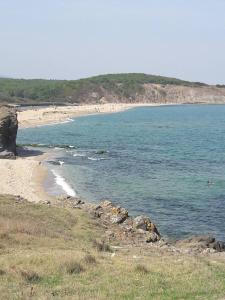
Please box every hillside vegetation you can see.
[0,73,207,105]
[1,195,225,299]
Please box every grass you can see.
[0,195,225,299]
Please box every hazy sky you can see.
[1,0,225,84]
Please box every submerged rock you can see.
[0,106,18,159]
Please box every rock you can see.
[47,160,62,166]
[95,150,107,155]
[100,200,113,208]
[133,215,159,231]
[110,206,128,224]
[210,241,225,252]
[133,215,151,231]
[146,232,160,243]
[133,215,160,242]
[0,107,18,159]
[111,215,127,224]
[187,235,215,245]
[176,235,225,253]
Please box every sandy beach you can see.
[0,148,53,203]
[1,102,165,203]
[17,102,165,128]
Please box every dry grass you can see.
[92,239,112,252]
[1,195,225,300]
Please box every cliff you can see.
[68,83,225,105]
[1,73,225,105]
[0,106,18,158]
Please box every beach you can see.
[0,148,53,203]
[1,103,163,203]
[17,102,165,128]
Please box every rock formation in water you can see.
[0,106,18,158]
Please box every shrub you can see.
[134,264,149,274]
[64,261,84,274]
[20,269,41,283]
[92,240,111,252]
[83,254,96,264]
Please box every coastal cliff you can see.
[0,106,18,158]
[69,83,225,105]
[1,73,225,105]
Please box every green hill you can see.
[0,73,207,105]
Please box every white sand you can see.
[18,103,165,128]
[0,152,52,203]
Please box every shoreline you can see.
[17,102,172,128]
[1,104,225,252]
[2,103,163,204]
[12,103,169,204]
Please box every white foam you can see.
[35,118,74,128]
[73,153,85,157]
[51,169,76,197]
[87,157,105,161]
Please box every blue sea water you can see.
[17,105,225,240]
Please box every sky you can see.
[0,0,225,84]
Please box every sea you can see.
[17,104,225,241]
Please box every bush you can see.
[92,240,111,252]
[64,261,84,274]
[83,254,96,264]
[134,264,149,274]
[20,269,41,283]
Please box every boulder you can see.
[0,107,18,159]
[209,241,225,252]
[133,215,159,231]
[133,215,160,241]
[110,206,128,224]
[146,232,160,243]
[133,215,151,231]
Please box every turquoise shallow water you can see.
[18,105,225,240]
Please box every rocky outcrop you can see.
[54,196,225,254]
[0,106,18,159]
[57,197,161,245]
[175,235,225,253]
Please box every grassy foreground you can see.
[0,195,225,300]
